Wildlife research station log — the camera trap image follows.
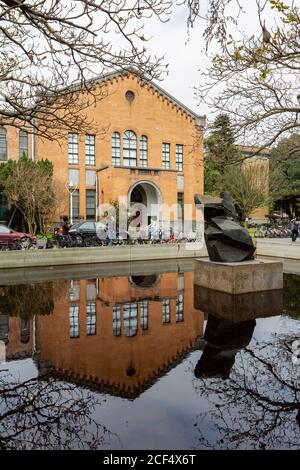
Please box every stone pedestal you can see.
[194,286,283,322]
[194,258,283,294]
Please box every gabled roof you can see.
[79,69,206,127]
[40,345,194,400]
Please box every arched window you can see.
[0,127,7,161]
[19,130,28,158]
[123,303,138,337]
[139,135,148,168]
[112,131,120,166]
[123,130,137,167]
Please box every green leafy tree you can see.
[204,113,242,194]
[270,134,300,196]
[0,156,55,235]
[204,161,222,195]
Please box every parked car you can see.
[0,224,36,249]
[68,220,131,246]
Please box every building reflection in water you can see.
[0,282,54,360]
[36,271,204,398]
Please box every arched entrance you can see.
[128,181,162,226]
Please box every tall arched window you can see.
[139,135,148,168]
[19,130,28,158]
[0,127,7,161]
[123,130,137,167]
[112,131,120,166]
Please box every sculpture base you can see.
[194,286,283,322]
[194,258,283,294]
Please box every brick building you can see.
[36,71,205,227]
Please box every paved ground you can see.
[258,256,300,275]
[257,238,300,245]
[256,237,300,261]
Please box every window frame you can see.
[176,144,183,171]
[85,134,95,166]
[112,131,121,166]
[123,302,138,337]
[69,304,80,338]
[86,302,96,335]
[140,300,148,331]
[19,130,28,158]
[112,305,122,336]
[70,189,80,219]
[162,143,170,169]
[123,130,137,167]
[0,127,7,162]
[139,135,148,168]
[86,189,96,220]
[176,294,184,322]
[162,299,171,324]
[68,133,79,165]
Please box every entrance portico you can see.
[128,181,162,226]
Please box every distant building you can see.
[240,145,270,223]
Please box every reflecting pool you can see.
[0,260,299,450]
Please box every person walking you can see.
[291,217,299,242]
[61,215,72,235]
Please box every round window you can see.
[125,90,135,103]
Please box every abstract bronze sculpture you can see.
[194,191,256,262]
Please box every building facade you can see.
[36,71,205,227]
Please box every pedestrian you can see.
[290,217,299,242]
[61,215,72,235]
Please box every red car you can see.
[0,224,36,249]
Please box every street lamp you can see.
[66,180,77,224]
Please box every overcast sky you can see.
[142,1,277,119]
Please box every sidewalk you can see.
[256,238,300,260]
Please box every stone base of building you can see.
[194,258,283,294]
[194,285,283,323]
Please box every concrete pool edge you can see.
[0,243,208,270]
[0,240,299,271]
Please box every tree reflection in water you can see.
[0,370,115,450]
[192,330,300,449]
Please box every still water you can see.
[0,260,299,450]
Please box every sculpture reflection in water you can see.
[194,191,256,262]
[193,286,300,450]
[194,314,255,380]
